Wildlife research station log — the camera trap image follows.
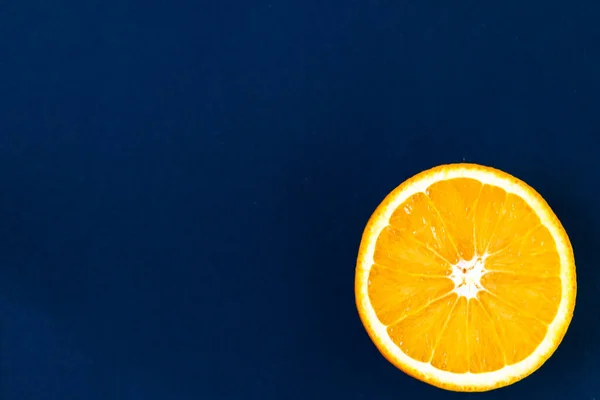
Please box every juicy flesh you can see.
[368,178,562,374]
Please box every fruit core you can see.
[449,255,488,299]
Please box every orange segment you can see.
[387,294,458,363]
[389,192,460,265]
[426,178,482,260]
[355,163,576,392]
[485,225,561,277]
[481,272,561,324]
[485,193,542,254]
[472,184,507,255]
[373,226,451,276]
[430,296,470,373]
[478,291,549,365]
[467,299,505,373]
[367,263,454,325]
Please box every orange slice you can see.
[355,163,576,392]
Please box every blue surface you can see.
[1,1,599,399]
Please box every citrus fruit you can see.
[355,163,576,392]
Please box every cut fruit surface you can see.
[355,163,576,392]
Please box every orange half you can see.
[355,163,576,392]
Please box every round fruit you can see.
[355,163,576,392]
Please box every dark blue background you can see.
[1,1,599,399]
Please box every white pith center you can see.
[449,255,488,299]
